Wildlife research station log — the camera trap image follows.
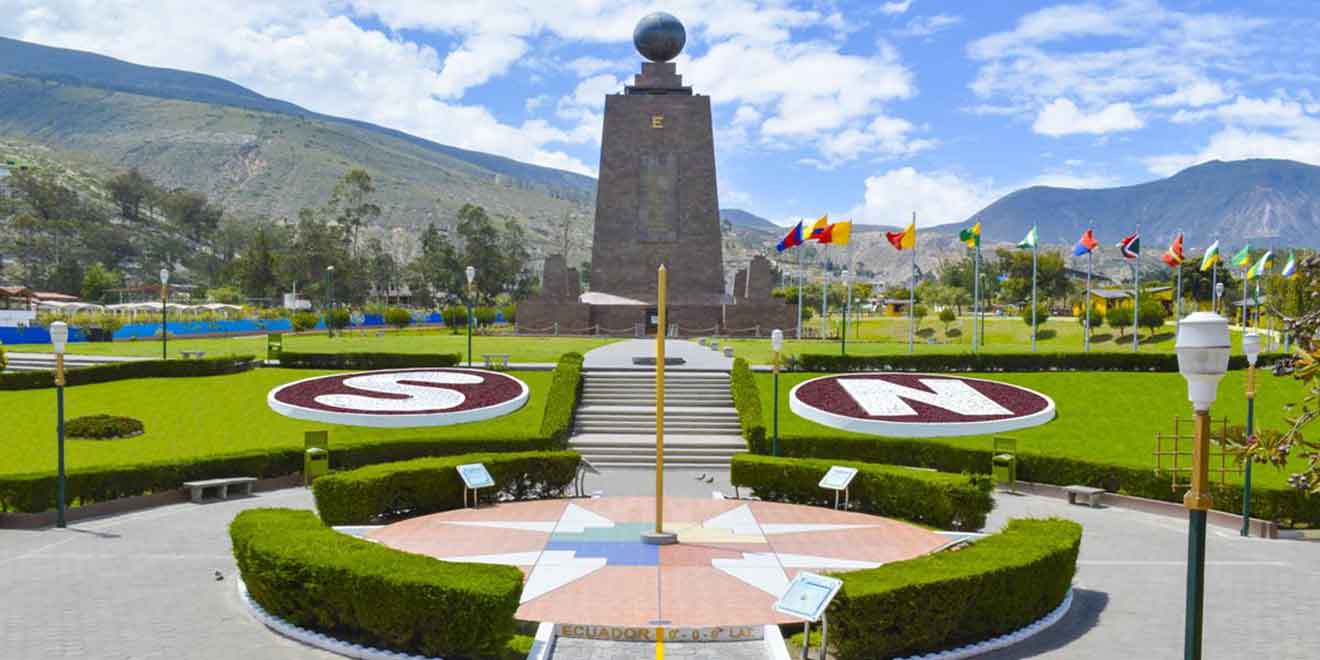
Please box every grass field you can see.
[758,369,1307,490]
[3,330,615,362]
[0,368,551,477]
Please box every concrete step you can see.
[576,405,738,415]
[573,427,743,436]
[582,384,730,391]
[572,453,740,467]
[569,433,746,449]
[575,413,739,423]
[580,399,732,408]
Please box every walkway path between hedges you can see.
[1,468,1317,659]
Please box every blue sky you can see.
[4,1,1319,228]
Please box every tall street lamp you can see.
[771,329,783,457]
[465,266,476,368]
[51,321,69,528]
[325,265,335,338]
[1175,311,1230,660]
[159,268,169,360]
[840,270,850,356]
[1240,332,1261,537]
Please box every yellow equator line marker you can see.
[655,626,664,660]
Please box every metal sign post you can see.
[774,572,843,660]
[818,466,858,510]
[457,463,495,508]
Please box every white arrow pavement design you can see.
[555,503,615,533]
[837,377,1013,417]
[436,551,544,566]
[713,553,883,598]
[442,521,559,533]
[520,551,609,603]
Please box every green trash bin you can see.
[991,437,1017,493]
[304,430,329,486]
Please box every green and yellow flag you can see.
[1246,251,1274,280]
[1199,240,1220,271]
[959,221,982,248]
[1231,244,1252,269]
[1017,225,1038,249]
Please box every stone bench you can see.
[482,353,511,369]
[1064,485,1106,508]
[183,477,257,503]
[180,350,206,359]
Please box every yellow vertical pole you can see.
[656,264,667,534]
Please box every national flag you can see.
[1200,241,1220,272]
[775,221,804,252]
[959,221,982,248]
[1161,233,1185,268]
[1072,229,1099,256]
[806,214,830,241]
[885,222,916,251]
[818,220,852,246]
[1282,253,1298,279]
[1017,225,1038,249]
[1117,233,1140,260]
[1231,245,1252,269]
[1246,251,1274,280]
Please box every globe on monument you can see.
[633,12,686,62]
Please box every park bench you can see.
[183,477,256,503]
[1064,485,1106,508]
[180,350,206,359]
[482,353,511,369]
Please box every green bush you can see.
[750,432,1320,527]
[1078,305,1105,334]
[1021,302,1051,330]
[475,306,499,326]
[1107,305,1133,336]
[794,351,1287,373]
[730,357,765,448]
[277,351,461,369]
[65,414,144,439]
[291,311,319,332]
[0,346,6,371]
[0,355,256,391]
[327,308,352,330]
[384,307,412,330]
[539,353,583,446]
[443,305,468,333]
[313,451,580,525]
[231,509,521,658]
[829,518,1081,660]
[731,454,993,531]
[1139,298,1168,336]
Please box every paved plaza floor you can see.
[1,467,1317,659]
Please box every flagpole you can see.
[1241,254,1249,330]
[1030,224,1038,353]
[1085,224,1093,353]
[1132,226,1141,353]
[1211,259,1218,313]
[796,230,803,340]
[908,211,916,355]
[821,264,829,340]
[1175,230,1184,324]
[972,237,981,355]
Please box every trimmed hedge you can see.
[313,451,580,525]
[539,353,584,446]
[796,351,1289,374]
[277,351,461,369]
[731,454,993,531]
[829,518,1081,660]
[731,357,766,448]
[231,508,522,658]
[0,355,256,390]
[65,415,144,439]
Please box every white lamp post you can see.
[771,329,784,457]
[1240,332,1262,536]
[465,266,476,367]
[324,265,335,338]
[50,321,69,528]
[1174,311,1230,660]
[841,270,851,355]
[159,268,170,360]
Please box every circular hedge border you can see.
[66,415,144,440]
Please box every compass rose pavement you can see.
[368,496,948,627]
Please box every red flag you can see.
[1161,233,1185,267]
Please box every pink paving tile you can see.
[371,524,549,559]
[748,500,898,524]
[516,566,659,626]
[572,496,740,526]
[766,525,947,564]
[659,566,795,626]
[659,542,769,567]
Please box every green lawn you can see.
[757,369,1307,490]
[4,330,615,362]
[0,368,552,477]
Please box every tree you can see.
[80,263,121,302]
[326,168,381,253]
[106,169,159,223]
[1021,303,1051,335]
[1138,298,1167,338]
[1107,305,1133,338]
[236,227,281,300]
[160,190,222,242]
[938,308,957,333]
[1078,305,1105,336]
[912,304,928,325]
[384,307,412,332]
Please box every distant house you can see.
[881,298,910,317]
[0,286,37,327]
[1074,286,1176,316]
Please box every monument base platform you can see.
[516,301,796,337]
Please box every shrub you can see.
[65,415,144,439]
[0,346,6,371]
[730,357,765,448]
[793,351,1287,374]
[327,308,352,330]
[539,353,584,446]
[0,355,256,391]
[383,307,412,331]
[313,451,581,525]
[1078,305,1105,334]
[500,304,517,324]
[730,454,993,531]
[1107,305,1133,337]
[829,519,1081,660]
[1021,302,1051,331]
[913,304,928,324]
[291,311,319,332]
[231,509,522,658]
[277,351,460,369]
[443,305,468,333]
[1139,298,1168,336]
[474,306,499,326]
[938,308,957,333]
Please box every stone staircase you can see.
[569,370,746,469]
[0,352,146,372]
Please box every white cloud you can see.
[1145,95,1320,175]
[880,1,914,16]
[1149,81,1229,108]
[1033,98,1144,136]
[815,116,934,165]
[566,56,621,78]
[847,168,997,228]
[894,14,961,38]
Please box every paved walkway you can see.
[582,340,732,371]
[2,469,1317,659]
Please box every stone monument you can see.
[517,12,794,337]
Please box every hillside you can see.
[964,159,1320,248]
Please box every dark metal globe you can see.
[633,12,686,62]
